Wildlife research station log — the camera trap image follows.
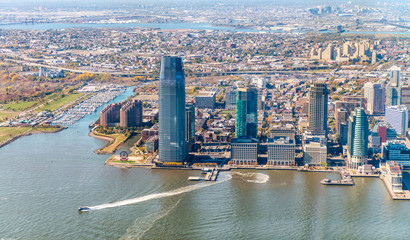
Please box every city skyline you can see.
[0,1,409,239]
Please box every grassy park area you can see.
[37,93,84,112]
[0,127,31,143]
[93,132,130,154]
[2,101,38,111]
[0,111,18,122]
[0,126,63,144]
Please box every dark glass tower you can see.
[308,82,328,136]
[235,86,258,138]
[159,56,188,162]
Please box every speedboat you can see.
[78,206,90,212]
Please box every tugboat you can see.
[78,206,90,212]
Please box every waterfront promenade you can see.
[105,155,410,201]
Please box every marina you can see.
[48,85,126,126]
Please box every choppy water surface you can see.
[1,88,410,239]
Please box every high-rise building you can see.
[303,142,327,165]
[371,51,377,64]
[385,105,408,135]
[231,137,259,165]
[225,89,237,110]
[335,108,347,134]
[391,66,401,87]
[235,86,258,138]
[399,86,410,110]
[100,103,122,127]
[195,91,216,109]
[158,56,188,162]
[120,100,143,128]
[185,104,195,152]
[342,42,351,56]
[385,85,401,107]
[267,137,295,166]
[364,82,384,115]
[347,108,369,168]
[308,82,328,136]
[322,44,335,60]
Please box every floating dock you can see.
[320,179,354,186]
[320,172,354,186]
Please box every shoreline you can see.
[89,130,130,154]
[0,126,66,149]
[105,158,410,201]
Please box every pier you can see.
[188,168,220,182]
[320,172,354,186]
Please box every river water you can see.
[0,22,408,35]
[1,88,410,239]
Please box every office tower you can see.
[371,51,377,64]
[335,108,347,134]
[120,100,143,128]
[385,85,401,107]
[308,82,328,136]
[231,137,259,165]
[235,86,258,138]
[400,86,410,110]
[303,142,327,165]
[195,91,216,109]
[267,137,295,166]
[385,105,408,135]
[225,89,237,110]
[339,122,348,145]
[347,108,369,168]
[159,56,188,162]
[391,66,400,87]
[363,82,384,115]
[185,104,195,152]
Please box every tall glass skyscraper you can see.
[347,108,368,168]
[235,86,258,138]
[308,82,328,136]
[159,56,188,162]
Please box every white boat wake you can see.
[88,173,232,211]
[232,172,270,183]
